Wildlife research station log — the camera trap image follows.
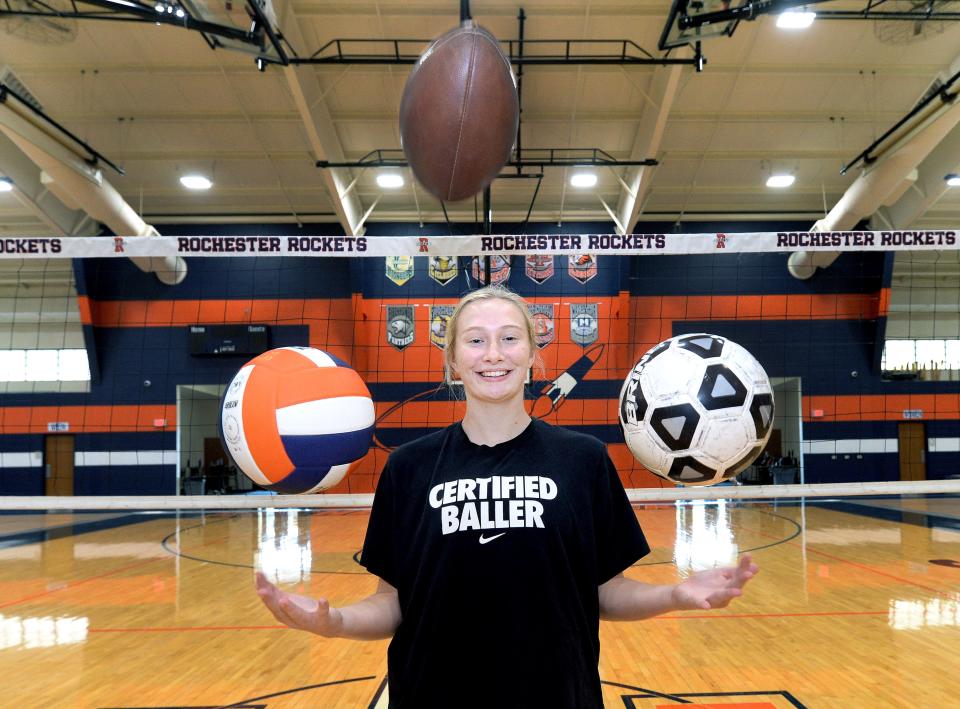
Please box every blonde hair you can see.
[443,284,539,385]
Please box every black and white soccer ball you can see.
[618,334,775,486]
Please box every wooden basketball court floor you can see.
[1,494,958,708]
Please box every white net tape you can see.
[0,230,957,258]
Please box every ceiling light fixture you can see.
[0,178,13,193]
[946,173,960,187]
[180,175,212,190]
[776,11,816,29]
[766,174,795,188]
[570,172,597,188]
[376,173,404,189]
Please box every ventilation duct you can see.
[0,76,186,284]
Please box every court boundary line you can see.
[600,680,808,708]
[0,512,206,550]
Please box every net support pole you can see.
[482,184,491,283]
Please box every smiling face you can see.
[449,298,535,408]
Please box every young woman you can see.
[255,284,758,708]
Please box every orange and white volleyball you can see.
[220,347,375,493]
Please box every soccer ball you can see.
[619,334,775,486]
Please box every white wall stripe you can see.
[0,452,43,468]
[6,441,955,470]
[802,438,960,455]
[929,438,960,453]
[74,450,178,467]
[0,451,180,468]
[803,439,899,455]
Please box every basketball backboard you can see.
[179,0,284,64]
[658,0,744,51]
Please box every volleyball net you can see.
[1,229,958,508]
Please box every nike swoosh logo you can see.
[479,533,506,545]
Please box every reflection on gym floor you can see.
[0,496,958,708]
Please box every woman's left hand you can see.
[671,554,759,610]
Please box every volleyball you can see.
[619,334,775,486]
[220,347,375,493]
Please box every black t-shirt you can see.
[360,418,650,709]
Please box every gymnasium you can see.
[0,0,958,707]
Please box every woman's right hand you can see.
[255,571,344,637]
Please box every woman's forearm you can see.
[598,574,678,621]
[333,587,403,640]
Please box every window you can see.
[0,350,91,382]
[882,340,960,371]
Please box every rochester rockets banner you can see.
[0,231,957,259]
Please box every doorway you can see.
[45,435,74,495]
[897,422,926,482]
[769,377,803,482]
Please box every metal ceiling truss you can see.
[804,0,960,22]
[0,1,700,71]
[5,0,959,73]
[317,149,656,172]
[286,38,698,68]
[317,150,657,222]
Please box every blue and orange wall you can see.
[0,220,957,495]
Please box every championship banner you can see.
[385,256,414,286]
[568,254,597,284]
[570,304,599,347]
[0,231,957,259]
[428,256,458,286]
[525,254,554,283]
[471,255,510,284]
[386,306,415,351]
[429,305,455,349]
[528,304,555,349]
